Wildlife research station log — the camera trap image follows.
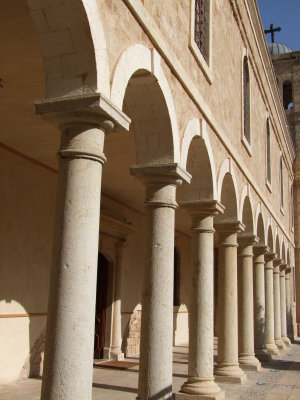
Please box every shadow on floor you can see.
[92,383,138,394]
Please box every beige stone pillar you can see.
[214,221,247,384]
[177,201,224,400]
[280,264,291,346]
[36,94,129,400]
[264,253,279,355]
[237,235,261,371]
[273,259,286,350]
[253,246,271,362]
[285,267,293,339]
[131,164,190,400]
[110,241,125,360]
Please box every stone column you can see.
[110,241,125,360]
[264,253,279,355]
[273,259,286,350]
[131,164,190,400]
[214,221,247,384]
[36,94,129,400]
[253,246,271,362]
[237,235,261,371]
[177,201,224,400]
[280,264,291,346]
[285,267,293,339]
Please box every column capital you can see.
[273,258,283,267]
[180,199,225,216]
[131,163,191,209]
[215,220,245,248]
[238,234,259,246]
[280,263,288,272]
[265,252,277,262]
[35,92,130,132]
[253,245,269,257]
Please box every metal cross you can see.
[264,23,281,43]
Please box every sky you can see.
[257,0,300,51]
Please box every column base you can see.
[275,339,286,350]
[266,343,279,355]
[238,355,262,371]
[282,336,291,346]
[177,379,225,400]
[254,348,272,362]
[214,365,247,384]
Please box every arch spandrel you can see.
[111,45,180,165]
[27,0,110,98]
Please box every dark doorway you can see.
[94,253,109,359]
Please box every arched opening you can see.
[267,225,274,253]
[94,253,109,359]
[216,172,238,223]
[241,196,254,234]
[257,214,265,245]
[275,235,281,259]
[283,81,293,110]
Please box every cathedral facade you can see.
[0,1,297,399]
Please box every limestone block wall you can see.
[0,146,57,384]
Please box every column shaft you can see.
[41,125,107,400]
[178,202,224,400]
[110,241,125,359]
[238,237,261,371]
[131,165,190,400]
[253,247,271,362]
[280,266,291,346]
[214,223,246,384]
[274,261,285,349]
[285,270,293,338]
[264,254,278,355]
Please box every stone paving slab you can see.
[1,342,300,399]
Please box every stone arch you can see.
[266,218,275,252]
[111,45,180,165]
[27,0,110,98]
[216,158,239,219]
[239,184,254,234]
[181,118,216,200]
[287,247,291,266]
[255,203,266,244]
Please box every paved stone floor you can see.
[1,340,300,399]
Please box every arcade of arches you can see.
[0,1,298,400]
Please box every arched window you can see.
[266,118,271,184]
[173,247,180,306]
[283,81,293,110]
[280,156,284,209]
[194,0,210,63]
[243,56,250,143]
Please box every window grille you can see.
[194,0,209,62]
[243,57,250,143]
[266,119,271,183]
